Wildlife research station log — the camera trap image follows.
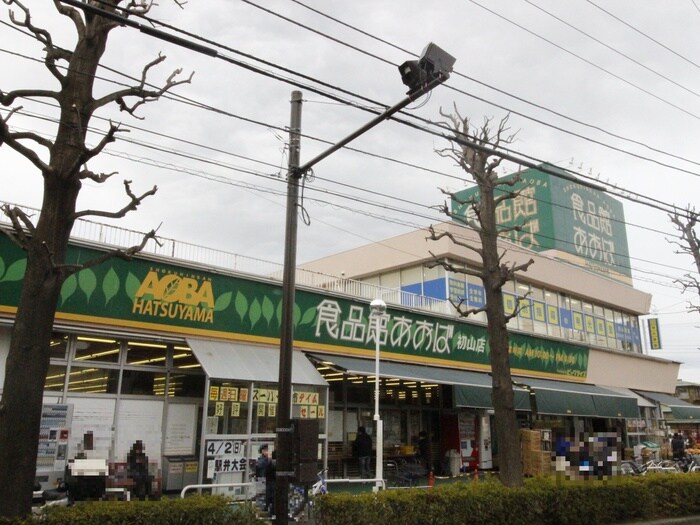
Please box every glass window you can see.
[544,290,561,338]
[126,341,168,366]
[66,366,119,394]
[121,370,165,396]
[49,333,69,360]
[74,337,121,363]
[207,381,250,435]
[168,373,205,398]
[172,346,201,370]
[252,382,278,434]
[44,364,68,392]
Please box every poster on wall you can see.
[116,399,163,466]
[67,397,115,460]
[164,404,197,456]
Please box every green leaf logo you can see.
[0,258,26,283]
[78,268,97,303]
[249,298,261,328]
[300,306,316,325]
[125,272,141,301]
[60,273,77,305]
[262,296,274,324]
[103,267,120,306]
[235,291,248,321]
[293,304,301,326]
[0,257,5,280]
[214,291,233,312]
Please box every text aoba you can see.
[132,271,215,323]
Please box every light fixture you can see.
[399,42,456,94]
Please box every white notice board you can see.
[164,404,197,455]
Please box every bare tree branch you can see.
[89,53,194,116]
[79,169,117,183]
[7,130,53,150]
[45,228,162,279]
[0,112,51,174]
[427,225,483,258]
[670,206,700,312]
[83,121,126,162]
[52,0,84,37]
[0,204,36,248]
[4,0,69,82]
[0,89,60,106]
[72,180,157,220]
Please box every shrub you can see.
[313,474,700,525]
[0,496,258,525]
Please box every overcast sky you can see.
[1,1,699,381]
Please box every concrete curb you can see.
[621,517,700,525]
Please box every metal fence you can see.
[0,203,453,317]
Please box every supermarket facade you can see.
[0,168,698,490]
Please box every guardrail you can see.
[180,482,255,499]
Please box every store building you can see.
[0,167,696,489]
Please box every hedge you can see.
[0,495,258,525]
[313,474,700,525]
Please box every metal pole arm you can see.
[296,74,447,176]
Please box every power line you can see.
[4,104,695,296]
[524,0,700,101]
[465,0,700,121]
[286,0,700,172]
[2,9,696,251]
[585,0,700,71]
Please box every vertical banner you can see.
[647,318,662,350]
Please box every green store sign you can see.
[0,234,588,379]
[451,164,632,279]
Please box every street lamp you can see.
[370,298,387,492]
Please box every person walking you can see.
[353,426,373,480]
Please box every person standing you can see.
[417,431,431,472]
[672,432,686,460]
[353,426,373,480]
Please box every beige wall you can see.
[300,222,652,314]
[586,348,680,393]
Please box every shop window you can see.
[347,383,372,404]
[207,381,250,435]
[44,364,68,391]
[252,382,278,434]
[49,333,69,360]
[168,373,205,398]
[292,385,326,422]
[421,383,441,407]
[66,366,119,394]
[172,345,201,370]
[121,370,165,396]
[126,341,168,366]
[74,337,121,363]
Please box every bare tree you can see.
[670,206,700,314]
[0,0,191,516]
[428,108,533,487]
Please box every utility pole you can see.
[273,44,454,523]
[275,90,303,525]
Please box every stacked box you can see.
[520,430,553,476]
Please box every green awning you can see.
[306,353,639,418]
[636,391,700,422]
[308,353,497,407]
[518,378,639,418]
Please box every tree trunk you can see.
[0,18,108,516]
[480,181,524,487]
